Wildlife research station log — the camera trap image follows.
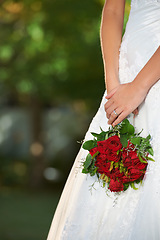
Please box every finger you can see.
[105,88,117,99]
[134,108,139,115]
[108,108,122,125]
[132,108,139,118]
[112,111,128,127]
[106,111,110,119]
[106,109,116,119]
[108,111,117,125]
[104,99,114,112]
[106,104,117,117]
[132,108,138,115]
[132,110,136,115]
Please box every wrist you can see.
[130,78,149,96]
[106,81,120,94]
[132,71,154,94]
[105,74,120,93]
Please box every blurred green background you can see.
[0,0,131,239]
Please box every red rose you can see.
[122,149,139,168]
[121,175,130,183]
[106,149,121,162]
[109,179,124,192]
[97,141,109,154]
[97,135,122,154]
[111,168,124,180]
[95,154,108,166]
[123,149,148,170]
[122,153,132,168]
[132,158,148,170]
[89,147,99,156]
[106,135,122,152]
[96,161,111,176]
[128,167,144,181]
[129,150,139,160]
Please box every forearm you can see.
[100,1,125,92]
[132,46,160,92]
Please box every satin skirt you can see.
[47,2,160,239]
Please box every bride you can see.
[47,0,160,239]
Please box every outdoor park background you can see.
[0,1,131,239]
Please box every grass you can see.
[0,188,62,240]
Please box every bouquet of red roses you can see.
[82,119,154,192]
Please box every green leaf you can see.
[119,119,135,135]
[114,162,119,168]
[91,130,108,141]
[82,140,96,150]
[91,132,100,138]
[123,183,129,191]
[109,161,114,171]
[120,134,128,147]
[122,118,130,125]
[90,167,97,176]
[128,124,135,135]
[92,151,99,158]
[147,147,154,156]
[119,124,128,134]
[137,128,144,135]
[138,154,147,164]
[131,182,139,190]
[83,153,92,169]
[82,168,89,174]
[105,132,109,140]
[146,134,151,141]
[130,137,141,146]
[100,127,104,132]
[146,156,155,162]
[98,131,108,141]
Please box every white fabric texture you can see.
[47,1,160,239]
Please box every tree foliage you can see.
[0,0,131,107]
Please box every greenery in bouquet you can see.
[82,119,154,193]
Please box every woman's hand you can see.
[104,82,148,127]
[106,81,120,95]
[105,84,139,121]
[105,83,139,120]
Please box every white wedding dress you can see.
[47,1,160,239]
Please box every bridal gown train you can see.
[47,1,160,239]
